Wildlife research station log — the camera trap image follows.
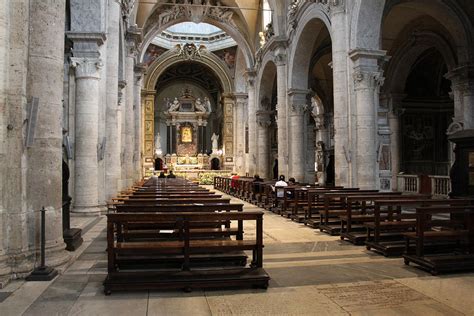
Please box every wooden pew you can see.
[403,205,474,275]
[365,199,473,256]
[104,211,270,294]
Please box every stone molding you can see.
[70,57,103,79]
[445,64,474,91]
[126,26,143,57]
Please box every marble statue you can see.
[154,132,162,156]
[194,98,207,112]
[168,97,180,111]
[204,97,211,112]
[211,133,219,152]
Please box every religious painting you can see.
[143,44,167,66]
[378,144,391,171]
[213,46,237,71]
[181,126,192,143]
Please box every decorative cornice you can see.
[66,32,106,45]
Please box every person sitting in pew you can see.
[158,171,166,178]
[167,171,176,178]
[230,173,240,193]
[272,175,288,198]
[252,174,264,194]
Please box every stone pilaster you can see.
[134,64,146,181]
[274,49,288,177]
[387,94,406,191]
[71,57,103,215]
[349,49,386,189]
[26,0,69,269]
[330,1,350,186]
[234,94,247,174]
[118,81,127,190]
[446,65,474,129]
[288,89,309,182]
[0,0,10,285]
[105,0,121,199]
[246,71,257,175]
[222,94,235,169]
[256,111,272,178]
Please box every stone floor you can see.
[1,187,474,315]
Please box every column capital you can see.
[70,57,103,79]
[245,70,256,87]
[256,110,273,128]
[289,103,308,116]
[274,50,287,66]
[353,69,384,90]
[445,64,474,91]
[126,26,143,57]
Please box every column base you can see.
[26,266,58,281]
[64,228,83,251]
[0,255,11,289]
[72,206,101,217]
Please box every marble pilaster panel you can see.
[222,94,235,168]
[104,0,121,200]
[234,94,247,175]
[71,57,102,215]
[142,91,155,173]
[387,94,405,191]
[26,0,69,268]
[124,54,135,187]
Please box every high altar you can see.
[144,89,224,175]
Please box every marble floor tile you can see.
[148,291,212,316]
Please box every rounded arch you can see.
[288,5,332,90]
[144,48,234,94]
[384,31,457,94]
[256,56,277,110]
[139,6,255,69]
[351,0,473,63]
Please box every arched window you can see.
[262,0,272,30]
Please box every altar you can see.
[146,88,225,176]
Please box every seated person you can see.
[167,171,176,178]
[287,177,297,198]
[272,175,288,198]
[252,174,264,193]
[158,171,166,178]
[230,173,240,192]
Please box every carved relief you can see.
[175,43,206,60]
[353,70,384,90]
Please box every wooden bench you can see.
[365,199,473,256]
[402,205,474,274]
[104,211,269,294]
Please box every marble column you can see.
[105,0,121,199]
[446,65,474,129]
[388,94,405,191]
[246,72,257,176]
[256,111,272,178]
[349,50,386,189]
[234,94,247,175]
[288,89,308,182]
[71,57,102,215]
[25,0,69,267]
[330,4,350,186]
[274,50,288,178]
[134,64,146,181]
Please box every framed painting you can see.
[181,126,192,143]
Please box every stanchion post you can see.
[26,207,59,281]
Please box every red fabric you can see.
[231,175,240,188]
